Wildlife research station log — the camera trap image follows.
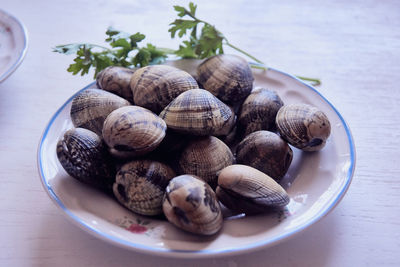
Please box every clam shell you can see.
[130,65,198,114]
[70,88,130,136]
[159,89,235,136]
[163,175,223,235]
[236,131,293,182]
[178,136,234,189]
[113,160,176,216]
[238,88,284,137]
[96,66,135,101]
[102,106,167,158]
[216,165,290,214]
[276,103,331,151]
[56,128,115,192]
[196,54,254,103]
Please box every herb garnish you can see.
[53,2,320,85]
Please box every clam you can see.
[102,106,167,158]
[276,103,331,151]
[238,88,284,137]
[216,165,290,214]
[196,54,254,104]
[130,65,198,113]
[70,88,130,136]
[96,66,135,101]
[163,175,223,235]
[159,89,235,136]
[56,128,115,192]
[236,131,293,182]
[113,160,176,216]
[178,136,234,189]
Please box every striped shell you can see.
[276,103,331,151]
[159,89,235,136]
[178,136,234,189]
[196,54,254,103]
[70,88,130,136]
[216,165,290,214]
[130,65,198,113]
[56,128,115,192]
[113,160,176,216]
[96,66,135,101]
[238,88,284,137]
[102,106,167,158]
[236,131,293,182]
[163,175,223,235]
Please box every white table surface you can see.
[1,0,399,266]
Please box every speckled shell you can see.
[178,136,234,189]
[163,175,223,235]
[113,160,176,216]
[238,88,284,137]
[102,106,167,158]
[216,165,289,214]
[56,128,115,192]
[276,103,331,151]
[70,88,130,136]
[196,54,254,103]
[96,66,135,101]
[159,89,235,136]
[130,65,198,114]
[236,131,293,182]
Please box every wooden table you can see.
[1,0,399,266]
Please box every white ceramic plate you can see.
[0,9,28,82]
[37,60,355,258]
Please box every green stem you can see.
[157,47,176,54]
[249,62,321,86]
[225,41,264,64]
[294,76,321,86]
[81,43,111,51]
[248,62,268,70]
[185,11,206,24]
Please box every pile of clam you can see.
[56,54,331,236]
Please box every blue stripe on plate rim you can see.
[0,9,29,82]
[37,69,356,257]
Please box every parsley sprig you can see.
[169,3,263,64]
[53,2,320,85]
[53,27,171,77]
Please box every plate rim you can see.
[37,67,356,258]
[0,9,29,83]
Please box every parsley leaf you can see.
[169,19,199,38]
[195,24,224,58]
[175,40,198,58]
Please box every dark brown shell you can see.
[130,65,198,114]
[236,131,293,182]
[276,103,331,151]
[70,88,130,136]
[163,175,223,235]
[159,89,235,136]
[148,129,193,161]
[178,136,234,189]
[113,160,176,216]
[96,66,135,101]
[216,165,289,214]
[56,128,115,192]
[238,88,284,137]
[102,106,167,158]
[196,54,254,104]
